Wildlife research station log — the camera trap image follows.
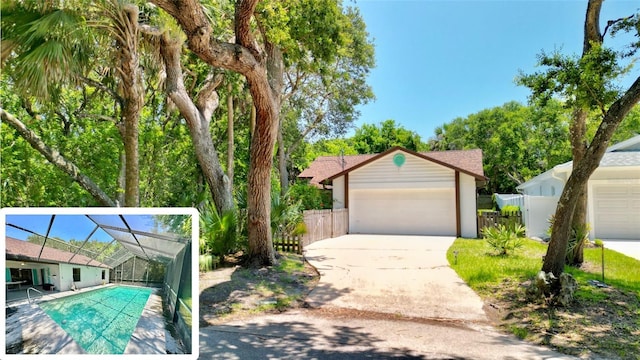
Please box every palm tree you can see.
[2,0,144,206]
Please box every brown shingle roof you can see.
[299,147,486,185]
[5,237,110,269]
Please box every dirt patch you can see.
[482,278,640,360]
[199,253,319,326]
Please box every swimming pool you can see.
[39,285,153,354]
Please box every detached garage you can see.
[299,147,487,238]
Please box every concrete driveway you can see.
[304,234,487,323]
[602,239,640,261]
[199,234,576,359]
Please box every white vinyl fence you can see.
[494,194,560,239]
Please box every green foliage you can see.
[566,223,591,264]
[594,239,604,248]
[428,101,573,193]
[199,254,219,272]
[517,44,625,111]
[565,247,640,295]
[500,205,520,215]
[292,222,307,236]
[1,1,94,102]
[481,224,526,256]
[352,119,426,154]
[447,238,547,293]
[288,182,332,210]
[271,190,304,238]
[200,201,241,257]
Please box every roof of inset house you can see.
[6,236,110,268]
[4,213,192,269]
[299,147,486,186]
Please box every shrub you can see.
[199,254,219,272]
[594,238,604,248]
[200,201,240,257]
[271,190,304,238]
[500,204,520,215]
[482,224,525,256]
[288,182,332,210]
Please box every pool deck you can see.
[5,284,166,354]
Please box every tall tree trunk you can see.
[569,108,588,266]
[117,4,143,207]
[159,34,233,215]
[277,119,288,196]
[246,42,283,266]
[250,101,256,140]
[117,151,126,206]
[567,0,603,265]
[227,82,235,192]
[543,76,640,276]
[152,0,280,266]
[1,108,116,206]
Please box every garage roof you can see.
[300,147,487,186]
[5,213,191,269]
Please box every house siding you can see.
[333,176,346,209]
[459,173,478,238]
[350,151,455,190]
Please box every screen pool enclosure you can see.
[5,212,194,354]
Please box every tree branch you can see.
[236,0,261,60]
[1,108,116,206]
[603,16,631,38]
[80,76,123,107]
[197,72,225,121]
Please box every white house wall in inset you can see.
[59,263,109,291]
[459,173,478,238]
[5,260,61,289]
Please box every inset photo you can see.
[1,207,198,359]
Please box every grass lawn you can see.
[448,238,640,360]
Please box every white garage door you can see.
[592,184,640,239]
[349,188,456,235]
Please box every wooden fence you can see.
[273,209,349,254]
[477,211,523,237]
[273,236,304,254]
[301,209,349,248]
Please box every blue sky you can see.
[352,1,639,141]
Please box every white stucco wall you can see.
[459,173,478,238]
[59,263,109,291]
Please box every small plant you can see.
[500,204,520,215]
[594,239,604,248]
[199,254,219,272]
[200,201,240,257]
[482,224,525,256]
[510,325,528,339]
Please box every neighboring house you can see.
[517,134,640,240]
[299,147,487,238]
[6,237,110,292]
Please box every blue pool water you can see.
[39,285,153,354]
